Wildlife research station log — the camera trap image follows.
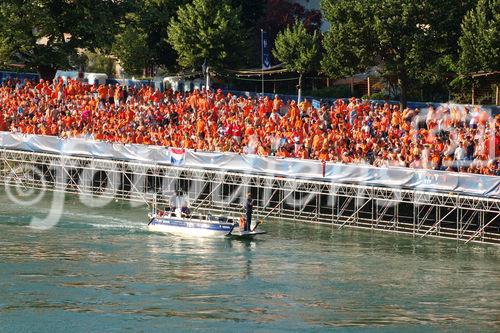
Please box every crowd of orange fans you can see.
[1,78,499,176]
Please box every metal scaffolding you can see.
[1,148,499,245]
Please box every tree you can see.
[273,21,320,102]
[132,0,188,71]
[321,0,375,78]
[82,51,116,76]
[110,1,187,77]
[260,0,322,65]
[228,0,266,67]
[414,0,476,101]
[459,0,500,74]
[321,0,474,107]
[0,0,127,79]
[112,26,149,76]
[167,0,246,70]
[229,0,266,30]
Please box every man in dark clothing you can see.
[244,193,253,232]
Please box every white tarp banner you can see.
[0,132,499,198]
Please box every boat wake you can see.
[53,210,148,233]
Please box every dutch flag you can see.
[170,148,185,166]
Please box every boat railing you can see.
[152,209,237,225]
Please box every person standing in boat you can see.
[179,192,191,217]
[244,193,253,231]
[169,190,180,212]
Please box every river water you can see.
[0,191,499,332]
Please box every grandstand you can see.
[0,78,498,176]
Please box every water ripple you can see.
[1,193,500,332]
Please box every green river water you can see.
[0,191,499,332]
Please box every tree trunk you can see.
[37,65,57,82]
[367,76,371,97]
[398,76,408,109]
[298,73,303,103]
[471,84,475,105]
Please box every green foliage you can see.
[272,21,320,74]
[110,1,187,74]
[135,0,187,70]
[112,26,149,76]
[167,0,246,70]
[363,92,387,100]
[260,0,322,67]
[321,0,475,106]
[418,0,475,84]
[84,51,116,76]
[228,0,265,30]
[0,0,127,79]
[321,0,376,78]
[459,0,500,73]
[228,0,265,67]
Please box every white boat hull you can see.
[147,212,266,239]
[147,214,236,237]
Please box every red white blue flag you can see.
[170,148,185,166]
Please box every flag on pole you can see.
[261,30,271,70]
[201,58,207,75]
